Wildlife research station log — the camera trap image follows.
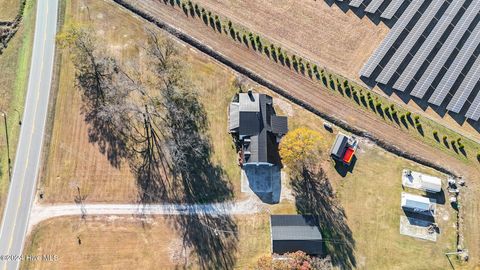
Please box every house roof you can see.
[228,103,240,131]
[239,92,261,112]
[239,111,261,136]
[271,215,322,240]
[230,92,288,165]
[331,133,349,158]
[271,115,288,135]
[271,215,323,255]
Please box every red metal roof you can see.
[342,147,355,164]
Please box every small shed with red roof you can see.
[330,133,357,165]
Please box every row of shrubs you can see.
[163,0,480,161]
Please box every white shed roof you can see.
[402,170,442,193]
[401,192,434,213]
[420,174,442,193]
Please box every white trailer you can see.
[401,192,435,215]
[402,170,442,193]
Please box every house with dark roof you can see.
[229,91,288,166]
[270,215,324,256]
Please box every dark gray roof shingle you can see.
[270,215,323,255]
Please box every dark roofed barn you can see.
[270,215,324,256]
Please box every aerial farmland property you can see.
[0,0,479,270]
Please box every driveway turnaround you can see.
[0,0,59,269]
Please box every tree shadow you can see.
[73,28,239,268]
[129,87,238,269]
[76,57,133,169]
[84,107,129,169]
[172,213,239,269]
[128,110,238,269]
[292,167,356,269]
[333,156,357,177]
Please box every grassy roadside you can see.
[0,0,36,218]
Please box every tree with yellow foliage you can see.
[279,127,322,172]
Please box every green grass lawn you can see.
[259,89,459,269]
[0,0,36,217]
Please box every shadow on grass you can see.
[292,167,356,269]
[84,107,129,169]
[174,213,238,269]
[129,88,238,269]
[333,156,357,177]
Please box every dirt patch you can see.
[194,0,389,80]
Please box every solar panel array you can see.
[359,0,426,78]
[447,55,480,113]
[381,0,406,19]
[353,0,480,121]
[428,22,480,105]
[376,0,444,85]
[365,0,386,13]
[410,1,480,99]
[393,0,466,91]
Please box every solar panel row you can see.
[447,55,480,113]
[381,0,406,19]
[428,21,480,105]
[393,0,466,91]
[410,1,480,99]
[365,0,386,13]
[359,0,425,78]
[376,0,444,85]
[466,88,480,121]
[334,0,404,18]
[349,0,365,8]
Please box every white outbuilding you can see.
[402,170,442,193]
[401,192,435,216]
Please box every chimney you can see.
[247,89,255,101]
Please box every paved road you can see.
[28,200,262,232]
[0,0,58,269]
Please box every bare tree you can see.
[58,24,138,166]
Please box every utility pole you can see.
[75,186,87,219]
[14,108,22,125]
[1,111,11,180]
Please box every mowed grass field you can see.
[22,214,270,270]
[265,90,460,269]
[0,0,35,217]
[35,0,467,269]
[0,0,19,20]
[40,0,241,203]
